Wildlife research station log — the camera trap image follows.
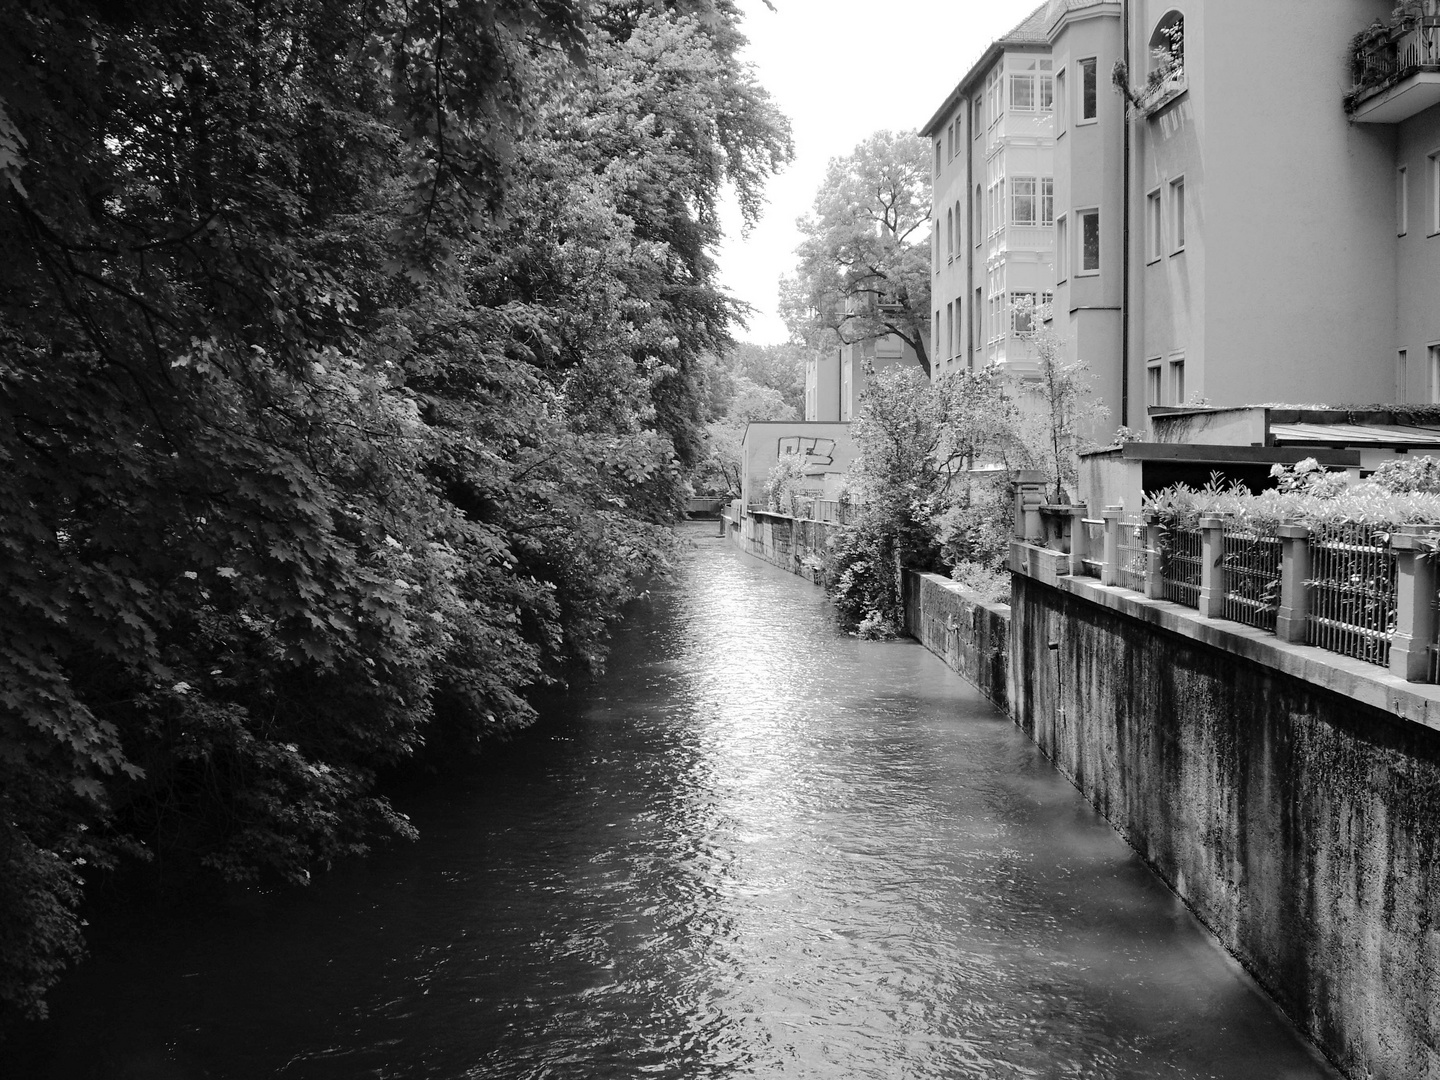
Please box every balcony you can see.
[985,224,1055,267]
[1347,15,1440,123]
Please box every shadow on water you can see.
[2,524,1338,1079]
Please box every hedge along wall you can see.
[903,571,1010,712]
[1010,569,1440,1080]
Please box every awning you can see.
[1269,422,1440,448]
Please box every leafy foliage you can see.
[781,130,933,375]
[0,0,789,1025]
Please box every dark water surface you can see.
[5,526,1337,1079]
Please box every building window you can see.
[946,207,954,259]
[1429,152,1440,234]
[974,286,983,351]
[1012,292,1037,334]
[1011,72,1035,111]
[1170,177,1186,251]
[974,98,983,137]
[1041,178,1054,226]
[1398,166,1409,236]
[934,217,940,272]
[1147,360,1162,407]
[1398,349,1409,403]
[1079,208,1100,273]
[947,121,954,161]
[1150,11,1185,81]
[974,184,983,246]
[955,199,963,250]
[956,294,964,357]
[946,302,954,357]
[1011,177,1037,225]
[1146,189,1162,262]
[935,139,942,177]
[1430,344,1440,404]
[1079,57,1098,122]
[1170,357,1186,404]
[1055,68,1067,135]
[1056,214,1069,281]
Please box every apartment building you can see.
[803,334,922,421]
[926,0,1440,432]
[922,5,1056,382]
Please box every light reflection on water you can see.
[6,526,1337,1079]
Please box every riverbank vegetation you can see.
[825,303,1105,636]
[0,0,790,1027]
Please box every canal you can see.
[5,526,1337,1079]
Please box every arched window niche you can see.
[1149,10,1185,83]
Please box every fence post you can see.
[1101,506,1122,586]
[1198,516,1226,618]
[1144,515,1164,599]
[1389,529,1439,682]
[1276,524,1311,644]
[1069,504,1089,576]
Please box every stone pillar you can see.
[1012,470,1047,541]
[1198,516,1226,618]
[1101,506,1122,587]
[1069,505,1090,576]
[1389,529,1440,682]
[1144,517,1164,600]
[1276,524,1311,644]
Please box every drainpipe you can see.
[966,94,975,373]
[1120,0,1132,428]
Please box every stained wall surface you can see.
[1010,571,1440,1080]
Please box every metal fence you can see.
[1115,517,1148,593]
[1306,523,1397,667]
[1221,525,1282,632]
[1159,525,1201,609]
[1078,517,1105,579]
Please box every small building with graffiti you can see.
[738,421,858,510]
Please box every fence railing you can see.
[1221,524,1282,632]
[1306,523,1397,668]
[1012,486,1440,685]
[1115,516,1149,594]
[1160,525,1202,609]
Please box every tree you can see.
[0,0,790,1026]
[1010,298,1108,503]
[781,130,933,375]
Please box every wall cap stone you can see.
[1011,540,1440,733]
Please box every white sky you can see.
[716,0,1045,345]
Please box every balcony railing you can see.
[1347,17,1440,119]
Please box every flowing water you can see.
[4,525,1337,1079]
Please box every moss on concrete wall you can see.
[1011,572,1440,1080]
[903,571,1010,712]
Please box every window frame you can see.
[1040,178,1055,227]
[1147,359,1163,408]
[1170,176,1186,253]
[1055,67,1067,137]
[1055,213,1069,283]
[1077,207,1101,275]
[1428,151,1440,236]
[1146,188,1162,263]
[1169,355,1186,405]
[1078,57,1099,124]
[1011,176,1038,226]
[1430,342,1440,405]
[1398,165,1409,237]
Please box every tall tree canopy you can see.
[781,130,932,375]
[0,0,789,1026]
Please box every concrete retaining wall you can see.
[903,571,1010,712]
[1010,566,1440,1080]
[729,509,844,585]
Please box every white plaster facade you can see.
[925,0,1440,433]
